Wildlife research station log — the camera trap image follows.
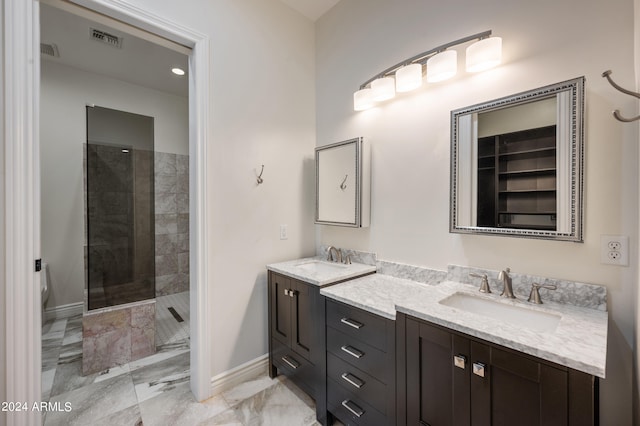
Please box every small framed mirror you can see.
[450,77,584,241]
[315,137,371,227]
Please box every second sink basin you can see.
[439,292,561,333]
[294,260,348,274]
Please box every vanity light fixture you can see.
[426,50,457,83]
[171,67,185,76]
[353,30,502,111]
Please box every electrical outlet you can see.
[601,235,629,266]
[280,224,288,240]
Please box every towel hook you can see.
[602,70,640,122]
[340,174,348,190]
[256,165,264,185]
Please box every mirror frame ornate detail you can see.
[450,77,585,242]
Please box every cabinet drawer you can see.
[326,326,388,382]
[326,299,388,351]
[271,338,315,394]
[327,352,387,413]
[327,378,387,426]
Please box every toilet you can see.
[41,262,50,325]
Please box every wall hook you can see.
[256,164,264,185]
[602,70,640,122]
[340,174,348,190]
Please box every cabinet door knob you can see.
[340,317,364,329]
[283,289,289,296]
[454,355,467,369]
[341,345,364,359]
[473,362,487,378]
[341,399,364,418]
[281,356,300,370]
[341,372,365,389]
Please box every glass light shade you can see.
[426,50,457,83]
[353,88,374,111]
[466,37,502,73]
[395,64,423,92]
[370,77,396,102]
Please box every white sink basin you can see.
[439,292,561,333]
[294,260,348,274]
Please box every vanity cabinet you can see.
[397,313,597,426]
[325,299,396,426]
[268,271,321,397]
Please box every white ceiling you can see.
[278,0,340,21]
[40,3,189,97]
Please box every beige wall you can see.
[123,0,317,374]
[316,0,637,424]
[40,60,188,309]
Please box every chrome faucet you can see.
[327,246,342,263]
[498,268,515,298]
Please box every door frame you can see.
[3,1,212,422]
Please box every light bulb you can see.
[427,50,457,83]
[353,88,374,111]
[466,37,502,73]
[395,64,423,92]
[370,77,396,102]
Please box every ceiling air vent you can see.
[40,43,59,57]
[90,28,123,49]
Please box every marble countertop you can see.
[266,257,376,286]
[321,275,608,378]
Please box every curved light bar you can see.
[353,30,502,111]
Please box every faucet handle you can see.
[527,283,557,304]
[469,273,491,293]
[343,254,353,265]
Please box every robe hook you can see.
[256,165,264,185]
[340,174,348,190]
[602,70,640,122]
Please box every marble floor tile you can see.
[131,351,190,403]
[42,318,67,340]
[87,404,143,426]
[139,382,233,426]
[129,341,189,372]
[50,358,99,398]
[62,317,83,346]
[45,374,138,426]
[42,341,62,371]
[221,375,280,407]
[231,380,317,426]
[42,368,56,402]
[93,363,131,383]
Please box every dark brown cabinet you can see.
[397,313,598,426]
[325,299,396,426]
[268,272,320,398]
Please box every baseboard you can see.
[210,353,269,396]
[44,302,84,321]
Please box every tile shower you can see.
[82,106,189,374]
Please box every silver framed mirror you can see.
[450,77,584,241]
[315,137,371,227]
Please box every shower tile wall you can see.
[155,152,189,296]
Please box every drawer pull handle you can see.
[341,345,364,359]
[341,399,364,418]
[281,356,300,370]
[454,355,466,370]
[340,317,364,329]
[341,372,364,389]
[473,362,486,378]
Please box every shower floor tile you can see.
[156,291,190,347]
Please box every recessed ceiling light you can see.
[171,67,185,76]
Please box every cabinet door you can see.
[291,279,312,360]
[406,319,469,426]
[475,345,568,426]
[270,273,292,346]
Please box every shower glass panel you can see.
[86,106,155,310]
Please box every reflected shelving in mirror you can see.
[450,77,585,241]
